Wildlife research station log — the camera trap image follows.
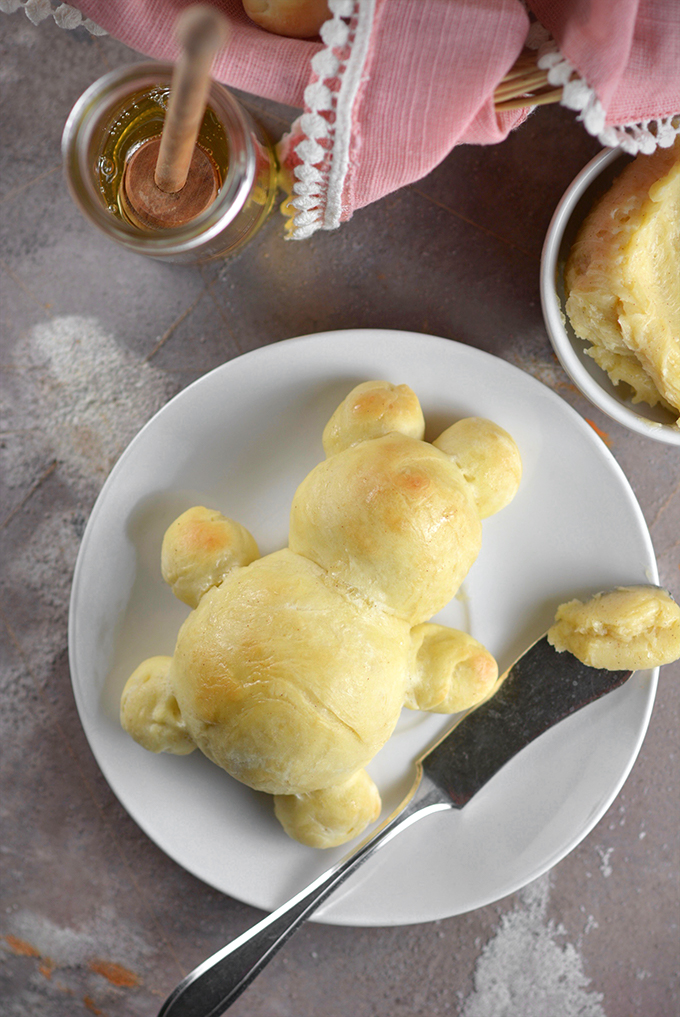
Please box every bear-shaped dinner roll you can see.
[121,382,522,848]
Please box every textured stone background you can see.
[1,10,678,1017]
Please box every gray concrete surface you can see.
[1,11,678,1017]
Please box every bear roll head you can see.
[120,381,522,847]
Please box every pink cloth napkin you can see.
[53,0,680,237]
[529,0,680,151]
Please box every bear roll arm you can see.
[161,505,260,608]
[406,623,499,714]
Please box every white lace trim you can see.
[528,25,680,155]
[0,0,106,35]
[285,0,376,240]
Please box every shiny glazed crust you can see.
[120,381,522,846]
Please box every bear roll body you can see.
[120,381,522,847]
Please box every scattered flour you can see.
[460,874,607,1017]
[1,316,173,727]
[0,315,173,1012]
[6,509,81,613]
[2,314,173,496]
[0,509,82,725]
[595,847,614,879]
[22,314,173,484]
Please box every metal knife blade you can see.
[421,634,632,807]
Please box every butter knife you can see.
[157,635,632,1017]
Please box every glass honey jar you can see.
[62,63,280,263]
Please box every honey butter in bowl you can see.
[541,140,680,446]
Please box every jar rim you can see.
[62,62,257,256]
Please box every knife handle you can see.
[156,773,449,1017]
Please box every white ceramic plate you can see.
[68,329,658,927]
[541,147,680,446]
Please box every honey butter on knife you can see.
[423,585,680,807]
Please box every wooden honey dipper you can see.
[120,5,230,230]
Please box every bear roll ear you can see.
[433,418,522,519]
[322,381,425,457]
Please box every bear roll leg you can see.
[120,655,196,755]
[161,505,259,608]
[406,622,498,714]
[274,769,381,848]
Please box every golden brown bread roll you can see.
[433,417,523,519]
[274,770,381,849]
[242,0,331,38]
[322,380,426,455]
[121,381,522,847]
[161,506,259,608]
[120,656,196,755]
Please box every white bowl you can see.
[540,147,680,446]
